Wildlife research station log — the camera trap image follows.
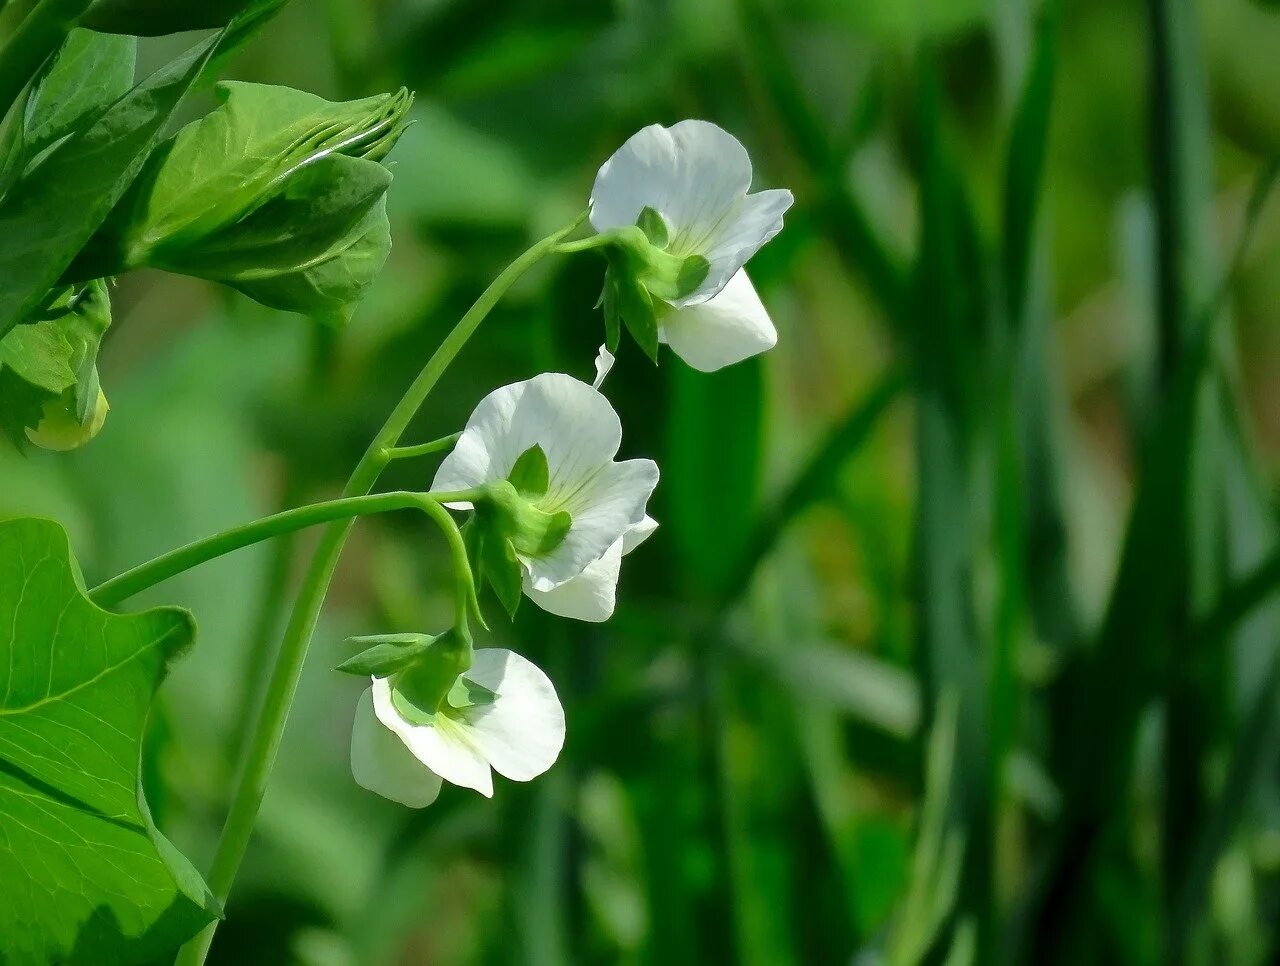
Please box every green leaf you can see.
[508,443,550,498]
[231,197,391,326]
[83,0,284,35]
[0,32,223,339]
[14,29,137,177]
[336,633,434,677]
[0,518,216,963]
[82,82,411,273]
[635,205,669,249]
[0,321,76,393]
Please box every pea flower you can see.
[432,372,659,623]
[590,120,793,372]
[351,647,565,805]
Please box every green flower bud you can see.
[26,386,109,452]
[73,82,413,323]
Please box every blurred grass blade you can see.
[722,367,907,606]
[734,0,908,325]
[1002,3,1056,327]
[886,691,966,966]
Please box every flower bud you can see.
[73,83,413,323]
[26,387,109,452]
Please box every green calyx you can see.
[384,628,488,721]
[596,211,710,363]
[461,445,573,618]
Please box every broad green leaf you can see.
[0,33,222,339]
[22,30,137,164]
[0,517,216,963]
[0,322,75,393]
[83,0,284,35]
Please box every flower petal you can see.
[659,270,777,372]
[432,373,623,508]
[590,119,753,274]
[371,676,494,797]
[527,456,659,589]
[351,688,443,808]
[455,649,566,781]
[525,539,624,622]
[622,515,658,555]
[683,188,793,306]
[593,345,616,390]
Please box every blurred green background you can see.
[4,0,1280,962]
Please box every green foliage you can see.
[0,281,112,449]
[73,81,409,322]
[83,0,281,36]
[0,31,223,340]
[0,518,215,963]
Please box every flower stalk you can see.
[174,211,587,966]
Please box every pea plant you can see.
[0,2,792,963]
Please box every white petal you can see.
[371,677,494,797]
[351,688,443,808]
[432,373,622,508]
[684,188,793,306]
[659,270,777,372]
[526,457,659,590]
[455,649,566,781]
[526,539,624,622]
[622,515,658,555]
[590,121,751,239]
[593,345,616,390]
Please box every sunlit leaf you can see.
[0,518,216,963]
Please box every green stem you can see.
[554,234,610,255]
[384,432,462,462]
[0,0,92,115]
[176,212,586,966]
[89,490,481,609]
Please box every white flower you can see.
[432,372,659,620]
[351,648,566,805]
[590,119,793,372]
[526,514,657,622]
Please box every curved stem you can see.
[176,212,587,966]
[0,0,92,115]
[90,492,429,609]
[383,431,462,462]
[89,489,484,610]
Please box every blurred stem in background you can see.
[227,325,339,766]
